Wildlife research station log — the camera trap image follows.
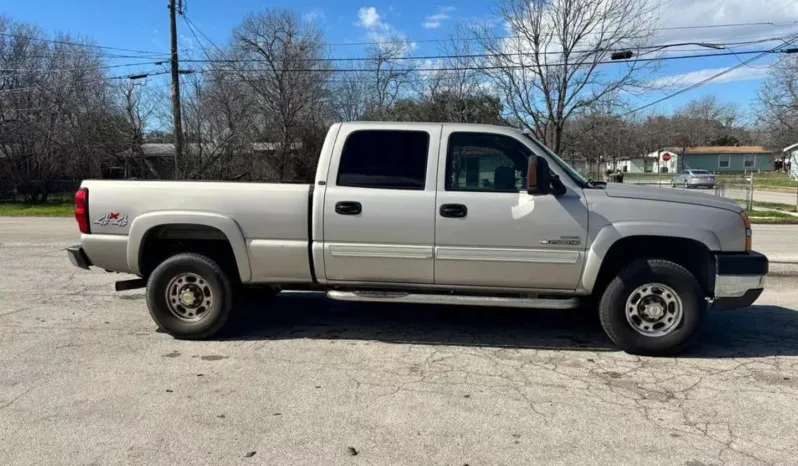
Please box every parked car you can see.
[671,169,716,189]
[67,122,767,355]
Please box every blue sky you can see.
[3,0,798,117]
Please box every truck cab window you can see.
[337,130,430,190]
[446,132,531,192]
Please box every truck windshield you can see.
[522,133,589,187]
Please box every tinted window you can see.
[337,130,429,190]
[692,169,711,175]
[446,132,532,192]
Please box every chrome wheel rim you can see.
[625,283,683,337]
[165,273,213,321]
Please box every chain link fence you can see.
[623,172,798,213]
[714,181,753,210]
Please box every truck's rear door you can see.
[321,123,442,283]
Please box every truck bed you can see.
[81,180,313,283]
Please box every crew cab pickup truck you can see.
[67,122,768,355]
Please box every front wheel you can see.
[146,253,235,339]
[598,259,706,356]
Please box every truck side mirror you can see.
[527,156,552,195]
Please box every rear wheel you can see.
[598,259,706,355]
[146,253,234,339]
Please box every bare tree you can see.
[0,16,125,199]
[475,0,660,153]
[331,61,369,121]
[417,23,504,124]
[231,9,331,181]
[116,81,160,178]
[361,39,416,119]
[757,54,798,150]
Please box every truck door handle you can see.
[439,203,468,218]
[335,201,362,215]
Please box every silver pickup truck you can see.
[67,122,768,355]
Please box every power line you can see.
[0,60,165,74]
[315,20,798,48]
[2,18,796,59]
[190,48,789,74]
[625,36,798,116]
[179,36,795,65]
[182,14,225,56]
[0,69,171,95]
[182,15,214,61]
[0,32,166,55]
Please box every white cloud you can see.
[649,66,771,88]
[358,7,382,29]
[653,0,798,47]
[355,6,413,51]
[304,9,325,24]
[423,7,455,29]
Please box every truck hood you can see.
[602,183,743,212]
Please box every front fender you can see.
[579,222,721,293]
[127,211,252,282]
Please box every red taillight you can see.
[75,188,90,234]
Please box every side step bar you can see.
[327,291,579,310]
[115,278,146,292]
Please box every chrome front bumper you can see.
[715,275,765,298]
[712,252,768,310]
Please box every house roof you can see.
[783,143,798,153]
[669,146,773,155]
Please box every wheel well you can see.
[593,236,714,297]
[139,224,239,282]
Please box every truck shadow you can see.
[224,291,798,358]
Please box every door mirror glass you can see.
[527,156,552,195]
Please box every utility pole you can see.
[168,0,184,179]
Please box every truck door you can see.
[433,129,588,290]
[321,124,441,284]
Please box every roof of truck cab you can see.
[339,121,520,131]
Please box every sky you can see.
[3,0,798,117]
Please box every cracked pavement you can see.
[1,217,798,465]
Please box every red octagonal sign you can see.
[662,152,672,162]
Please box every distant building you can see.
[111,142,302,179]
[615,154,660,173]
[615,146,776,174]
[669,146,775,173]
[784,143,798,181]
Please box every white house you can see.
[614,150,678,173]
[784,143,798,181]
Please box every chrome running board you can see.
[326,291,579,309]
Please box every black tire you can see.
[598,259,706,356]
[146,253,234,340]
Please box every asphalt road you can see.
[2,217,798,465]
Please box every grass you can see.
[745,209,798,224]
[0,202,73,217]
[714,171,797,191]
[750,201,798,213]
[748,217,798,224]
